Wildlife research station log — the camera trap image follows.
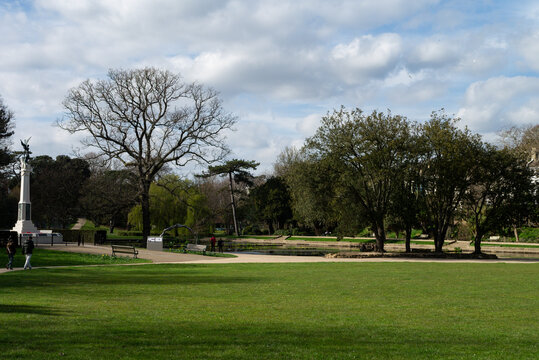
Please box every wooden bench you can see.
[184,243,207,254]
[111,244,139,258]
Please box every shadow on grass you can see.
[1,318,532,359]
[0,304,64,316]
[0,265,265,289]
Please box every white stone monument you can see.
[11,141,38,235]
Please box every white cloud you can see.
[13,117,85,158]
[0,0,538,171]
[519,31,539,72]
[457,76,539,133]
[410,37,460,67]
[296,113,322,137]
[331,34,402,84]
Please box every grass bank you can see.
[4,248,149,268]
[1,262,537,359]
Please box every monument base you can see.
[11,220,38,234]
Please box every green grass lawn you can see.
[5,248,149,268]
[1,262,537,359]
[166,249,237,258]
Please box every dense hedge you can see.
[52,229,106,244]
[117,230,143,237]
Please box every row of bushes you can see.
[482,227,539,243]
[52,229,107,244]
[116,230,143,237]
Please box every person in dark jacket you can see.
[22,237,34,270]
[218,238,224,253]
[6,240,16,270]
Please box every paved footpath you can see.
[1,244,537,274]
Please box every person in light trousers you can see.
[22,237,34,270]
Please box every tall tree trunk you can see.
[434,232,443,253]
[513,226,519,242]
[374,224,386,252]
[141,181,151,247]
[228,172,239,237]
[473,232,483,254]
[268,221,275,235]
[405,225,412,253]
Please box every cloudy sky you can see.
[1,0,538,173]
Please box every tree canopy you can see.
[0,96,16,228]
[200,159,259,236]
[59,67,235,243]
[416,112,481,252]
[462,144,536,253]
[30,155,90,228]
[306,107,414,251]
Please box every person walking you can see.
[22,237,34,270]
[210,235,216,252]
[218,238,224,253]
[6,239,16,270]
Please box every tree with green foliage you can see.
[200,159,259,236]
[462,145,536,253]
[0,96,16,228]
[128,175,212,236]
[30,155,91,228]
[388,125,423,252]
[307,107,413,251]
[417,111,481,252]
[276,147,339,235]
[497,123,539,234]
[184,191,212,235]
[0,96,14,168]
[59,67,235,244]
[80,169,138,233]
[128,175,189,234]
[250,176,292,234]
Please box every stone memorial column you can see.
[12,158,38,234]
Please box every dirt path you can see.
[71,218,87,230]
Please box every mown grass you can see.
[1,262,538,359]
[4,248,149,268]
[166,249,237,258]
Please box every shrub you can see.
[518,227,539,241]
[242,225,263,235]
[117,231,143,237]
[52,229,97,244]
[357,227,372,237]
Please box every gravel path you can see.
[1,243,537,274]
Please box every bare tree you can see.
[59,67,235,243]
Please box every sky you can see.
[1,0,538,174]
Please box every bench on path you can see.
[184,243,207,254]
[111,244,139,258]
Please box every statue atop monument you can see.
[20,137,31,163]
